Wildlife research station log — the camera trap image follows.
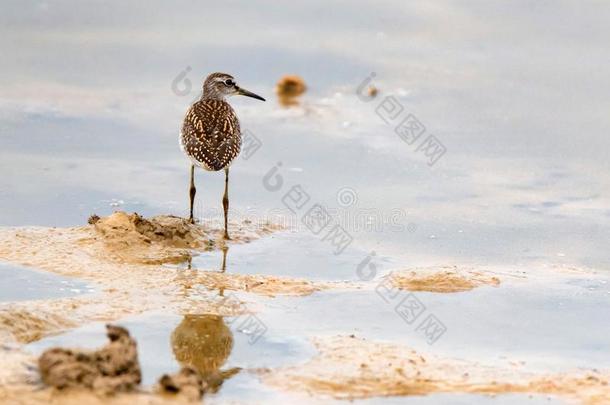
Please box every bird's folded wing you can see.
[182,101,241,171]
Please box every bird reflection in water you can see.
[171,314,240,393]
[219,245,228,273]
[182,245,229,272]
[175,245,231,297]
[171,245,238,391]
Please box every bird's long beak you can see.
[236,86,266,101]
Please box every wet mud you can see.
[38,324,141,393]
[0,212,608,404]
[260,335,610,404]
[0,212,334,344]
[388,266,501,293]
[91,211,280,265]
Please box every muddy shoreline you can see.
[261,336,609,404]
[0,212,608,404]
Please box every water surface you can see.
[3,1,610,403]
[0,261,92,302]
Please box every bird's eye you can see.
[224,79,234,86]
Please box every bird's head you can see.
[202,72,265,102]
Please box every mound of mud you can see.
[38,324,141,394]
[94,212,206,249]
[88,211,282,265]
[389,267,501,293]
[91,212,207,265]
[276,75,306,106]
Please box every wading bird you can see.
[180,72,265,239]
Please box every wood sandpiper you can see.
[180,72,265,239]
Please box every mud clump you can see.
[89,211,279,265]
[38,324,141,394]
[276,75,306,106]
[367,85,378,98]
[157,367,207,401]
[389,267,501,293]
[94,211,204,248]
[92,211,207,264]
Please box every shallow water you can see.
[28,311,315,386]
[191,232,610,371]
[25,230,610,401]
[2,1,609,270]
[27,301,567,404]
[190,230,397,281]
[28,309,320,403]
[3,0,610,402]
[0,261,91,302]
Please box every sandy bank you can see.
[0,212,342,344]
[260,335,609,404]
[388,266,501,293]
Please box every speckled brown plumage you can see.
[180,72,265,234]
[180,99,241,172]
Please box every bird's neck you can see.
[202,88,225,101]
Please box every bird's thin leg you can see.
[188,164,196,224]
[222,168,230,239]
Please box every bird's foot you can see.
[188,217,195,225]
[223,232,231,240]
